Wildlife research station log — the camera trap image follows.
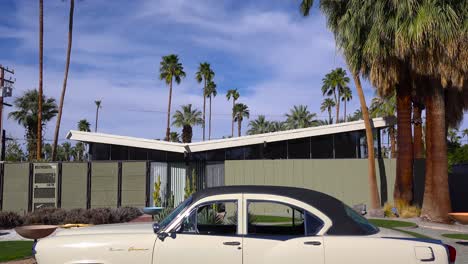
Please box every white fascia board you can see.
[66,130,186,153]
[187,117,393,152]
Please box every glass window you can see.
[343,204,379,235]
[225,147,244,160]
[159,196,193,230]
[263,141,287,159]
[148,150,166,161]
[334,133,357,159]
[244,144,263,160]
[110,145,128,160]
[310,135,333,159]
[179,201,238,235]
[247,201,305,236]
[288,138,310,159]
[128,147,148,160]
[205,149,225,161]
[93,143,110,160]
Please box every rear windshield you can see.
[343,204,379,235]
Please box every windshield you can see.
[158,196,193,230]
[343,204,379,235]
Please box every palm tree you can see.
[73,142,85,161]
[9,90,58,160]
[370,93,397,158]
[269,121,287,132]
[233,103,249,137]
[447,129,461,145]
[226,89,240,138]
[204,81,217,140]
[37,0,44,160]
[160,54,186,141]
[196,62,214,141]
[320,98,335,124]
[322,68,350,123]
[285,105,318,129]
[412,99,425,159]
[169,132,181,143]
[247,115,271,135]
[94,100,102,132]
[52,0,75,161]
[300,0,381,210]
[172,104,203,143]
[341,86,352,122]
[463,129,468,143]
[78,119,91,132]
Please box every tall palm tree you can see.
[233,103,249,137]
[94,100,102,132]
[195,62,214,141]
[226,89,240,137]
[320,98,335,124]
[300,0,381,210]
[169,132,181,143]
[78,119,91,132]
[172,104,203,143]
[37,0,44,160]
[204,80,217,140]
[370,93,397,158]
[412,99,425,159]
[341,86,352,122]
[160,54,186,141]
[52,0,75,161]
[9,90,58,160]
[247,115,271,135]
[285,105,318,129]
[322,68,350,123]
[269,121,287,132]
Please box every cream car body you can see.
[34,186,455,264]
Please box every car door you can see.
[153,195,242,264]
[242,195,326,264]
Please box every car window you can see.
[178,201,238,235]
[159,196,193,230]
[247,201,309,236]
[343,204,379,234]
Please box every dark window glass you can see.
[205,149,225,162]
[110,145,128,160]
[225,147,244,160]
[93,144,110,160]
[247,201,305,236]
[305,212,324,235]
[179,201,238,235]
[244,144,263,160]
[334,133,357,158]
[148,150,166,161]
[310,135,333,158]
[288,138,310,159]
[167,152,184,162]
[343,204,379,235]
[128,147,148,160]
[191,152,206,161]
[263,141,287,159]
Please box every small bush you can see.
[383,200,421,218]
[0,211,24,229]
[24,208,68,225]
[112,207,143,223]
[85,208,114,225]
[63,209,89,224]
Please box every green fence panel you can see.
[122,162,146,207]
[3,163,30,213]
[91,162,118,208]
[61,163,88,209]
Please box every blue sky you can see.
[1,0,466,145]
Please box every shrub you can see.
[24,208,68,225]
[63,208,89,224]
[383,200,421,218]
[112,207,143,223]
[85,208,114,225]
[0,211,24,229]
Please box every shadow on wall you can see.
[449,163,468,212]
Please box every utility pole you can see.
[0,64,15,161]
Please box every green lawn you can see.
[442,233,468,240]
[0,241,34,262]
[368,219,433,239]
[250,215,295,223]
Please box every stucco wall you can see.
[61,163,88,209]
[91,162,118,208]
[122,162,146,207]
[225,159,396,207]
[2,163,30,213]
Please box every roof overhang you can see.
[67,117,394,154]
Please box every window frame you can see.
[174,199,240,236]
[245,199,324,237]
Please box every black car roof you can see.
[192,185,377,236]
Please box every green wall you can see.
[61,163,88,209]
[122,162,146,207]
[91,162,118,208]
[3,163,29,213]
[225,159,396,207]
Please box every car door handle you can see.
[304,241,322,246]
[223,241,241,246]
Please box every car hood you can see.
[53,222,154,237]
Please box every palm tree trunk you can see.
[344,100,347,122]
[421,95,434,220]
[353,73,380,209]
[238,118,242,137]
[182,125,192,143]
[231,99,235,137]
[394,84,414,203]
[203,79,206,141]
[413,103,424,159]
[389,127,396,158]
[37,0,44,160]
[52,0,74,161]
[333,90,339,123]
[425,82,451,223]
[328,109,332,124]
[95,105,99,132]
[165,79,173,141]
[209,96,212,140]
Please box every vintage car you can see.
[34,186,457,264]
